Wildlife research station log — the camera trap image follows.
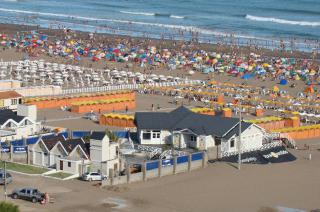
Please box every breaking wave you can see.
[120,10,185,19]
[245,14,320,27]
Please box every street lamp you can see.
[238,107,242,170]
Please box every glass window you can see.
[20,189,26,193]
[215,138,221,146]
[68,162,71,167]
[143,132,151,140]
[190,135,197,142]
[230,139,235,148]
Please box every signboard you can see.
[0,147,10,153]
[13,146,27,154]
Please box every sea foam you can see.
[246,14,320,27]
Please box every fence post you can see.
[158,159,162,178]
[188,154,192,172]
[10,145,13,162]
[126,164,130,183]
[173,156,177,174]
[27,146,30,165]
[202,152,207,168]
[142,162,147,181]
[109,169,114,185]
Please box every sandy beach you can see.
[1,23,318,98]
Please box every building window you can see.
[152,130,160,139]
[68,162,71,167]
[11,99,18,105]
[215,138,221,146]
[190,135,197,142]
[142,131,151,140]
[230,139,235,148]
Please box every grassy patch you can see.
[0,161,49,174]
[46,172,73,179]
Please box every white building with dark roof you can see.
[0,109,40,142]
[29,132,121,176]
[134,106,265,154]
[90,131,120,178]
[30,135,90,175]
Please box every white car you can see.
[82,172,107,181]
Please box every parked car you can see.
[11,188,44,203]
[0,171,13,185]
[82,172,107,181]
[83,112,98,122]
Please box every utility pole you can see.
[4,160,7,200]
[238,108,242,170]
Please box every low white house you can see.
[90,131,120,178]
[134,106,265,154]
[0,109,40,142]
[0,91,22,110]
[30,135,90,175]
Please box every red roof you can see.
[0,91,22,99]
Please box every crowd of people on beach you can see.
[0,29,319,87]
[139,82,320,123]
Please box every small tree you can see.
[105,130,119,143]
[0,201,20,212]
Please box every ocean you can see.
[0,0,319,51]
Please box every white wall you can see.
[139,129,169,145]
[240,125,264,151]
[221,125,264,154]
[17,104,37,121]
[57,159,88,174]
[90,135,120,177]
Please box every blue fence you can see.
[0,143,9,153]
[59,131,69,138]
[145,152,203,170]
[146,161,159,170]
[192,152,203,161]
[177,155,189,164]
[26,136,40,145]
[114,131,129,138]
[11,139,24,146]
[162,159,174,166]
[72,131,90,138]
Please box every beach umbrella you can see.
[280,79,287,85]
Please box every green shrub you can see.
[0,201,20,212]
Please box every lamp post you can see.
[238,107,242,170]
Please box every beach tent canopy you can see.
[280,79,287,85]
[273,86,279,93]
[241,73,252,80]
[305,86,315,93]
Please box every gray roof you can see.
[0,109,25,125]
[90,131,106,140]
[41,135,89,156]
[134,106,253,138]
[223,121,252,140]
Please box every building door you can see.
[60,160,63,170]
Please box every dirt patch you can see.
[258,207,279,212]
[131,198,149,208]
[104,185,130,193]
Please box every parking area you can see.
[0,147,320,212]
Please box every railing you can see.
[61,80,201,95]
[221,141,282,158]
